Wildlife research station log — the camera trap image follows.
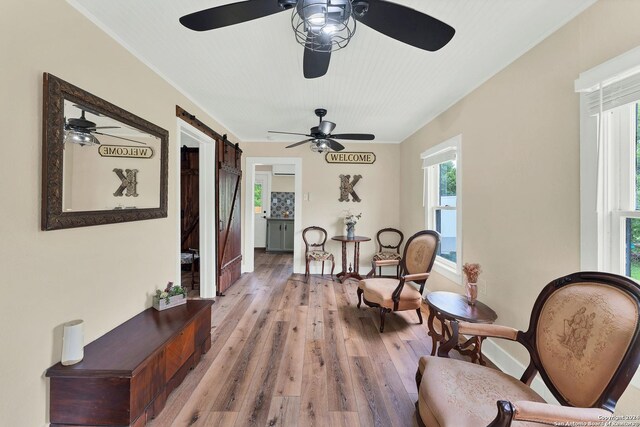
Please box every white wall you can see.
[399,0,640,413]
[242,142,401,274]
[0,1,236,425]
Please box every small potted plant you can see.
[344,211,362,239]
[462,263,481,305]
[153,282,187,311]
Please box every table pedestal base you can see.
[427,309,488,365]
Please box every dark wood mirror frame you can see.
[42,73,168,230]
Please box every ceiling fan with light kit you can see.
[179,0,455,79]
[64,106,147,147]
[269,108,374,153]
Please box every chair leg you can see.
[357,288,363,308]
[330,256,335,280]
[321,261,325,277]
[305,257,310,282]
[379,308,387,333]
[416,308,423,324]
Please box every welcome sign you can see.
[98,145,154,159]
[325,152,376,164]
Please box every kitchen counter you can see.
[266,217,294,221]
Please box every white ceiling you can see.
[69,0,596,144]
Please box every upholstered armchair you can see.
[302,226,335,281]
[367,227,404,278]
[358,230,440,332]
[415,272,640,427]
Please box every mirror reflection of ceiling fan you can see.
[63,106,147,147]
[269,108,374,152]
[179,0,455,79]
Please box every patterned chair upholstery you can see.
[416,272,640,427]
[303,226,335,281]
[368,228,404,278]
[358,230,439,332]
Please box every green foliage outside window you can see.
[254,183,262,214]
[439,161,456,197]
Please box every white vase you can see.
[346,224,355,239]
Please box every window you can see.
[577,48,640,282]
[422,135,462,283]
[598,102,640,279]
[254,183,263,214]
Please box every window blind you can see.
[422,148,456,168]
[585,71,640,115]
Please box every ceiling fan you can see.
[179,0,455,79]
[64,107,147,147]
[269,108,374,152]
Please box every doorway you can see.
[176,121,217,299]
[254,171,271,248]
[244,157,303,274]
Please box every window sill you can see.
[433,259,462,286]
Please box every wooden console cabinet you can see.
[46,300,213,427]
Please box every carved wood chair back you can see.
[399,230,440,292]
[518,272,640,412]
[375,228,404,254]
[302,226,328,254]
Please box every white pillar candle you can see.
[61,320,84,366]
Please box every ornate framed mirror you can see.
[42,73,168,230]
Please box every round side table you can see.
[426,291,497,365]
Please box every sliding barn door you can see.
[181,147,199,252]
[217,140,242,294]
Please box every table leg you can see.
[354,242,360,273]
[341,242,347,274]
[427,310,437,356]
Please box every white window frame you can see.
[577,46,640,275]
[421,134,462,284]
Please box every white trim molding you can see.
[176,120,217,299]
[243,157,303,274]
[422,134,463,285]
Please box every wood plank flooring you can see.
[151,251,474,426]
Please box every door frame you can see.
[254,171,272,248]
[243,157,302,273]
[176,120,217,299]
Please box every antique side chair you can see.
[302,226,335,282]
[415,271,640,427]
[358,230,440,332]
[367,227,405,278]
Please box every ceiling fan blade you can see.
[354,0,455,51]
[93,132,148,145]
[327,139,345,151]
[303,34,331,79]
[286,138,314,149]
[319,120,336,135]
[268,130,312,137]
[179,0,285,32]
[89,126,120,130]
[330,133,375,141]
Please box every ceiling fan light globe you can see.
[64,129,99,147]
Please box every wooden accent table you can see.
[426,291,497,365]
[331,235,371,283]
[46,300,213,427]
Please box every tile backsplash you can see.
[271,192,295,218]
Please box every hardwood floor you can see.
[150,251,470,426]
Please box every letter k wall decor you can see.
[339,174,362,202]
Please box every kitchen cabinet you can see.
[266,218,294,252]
